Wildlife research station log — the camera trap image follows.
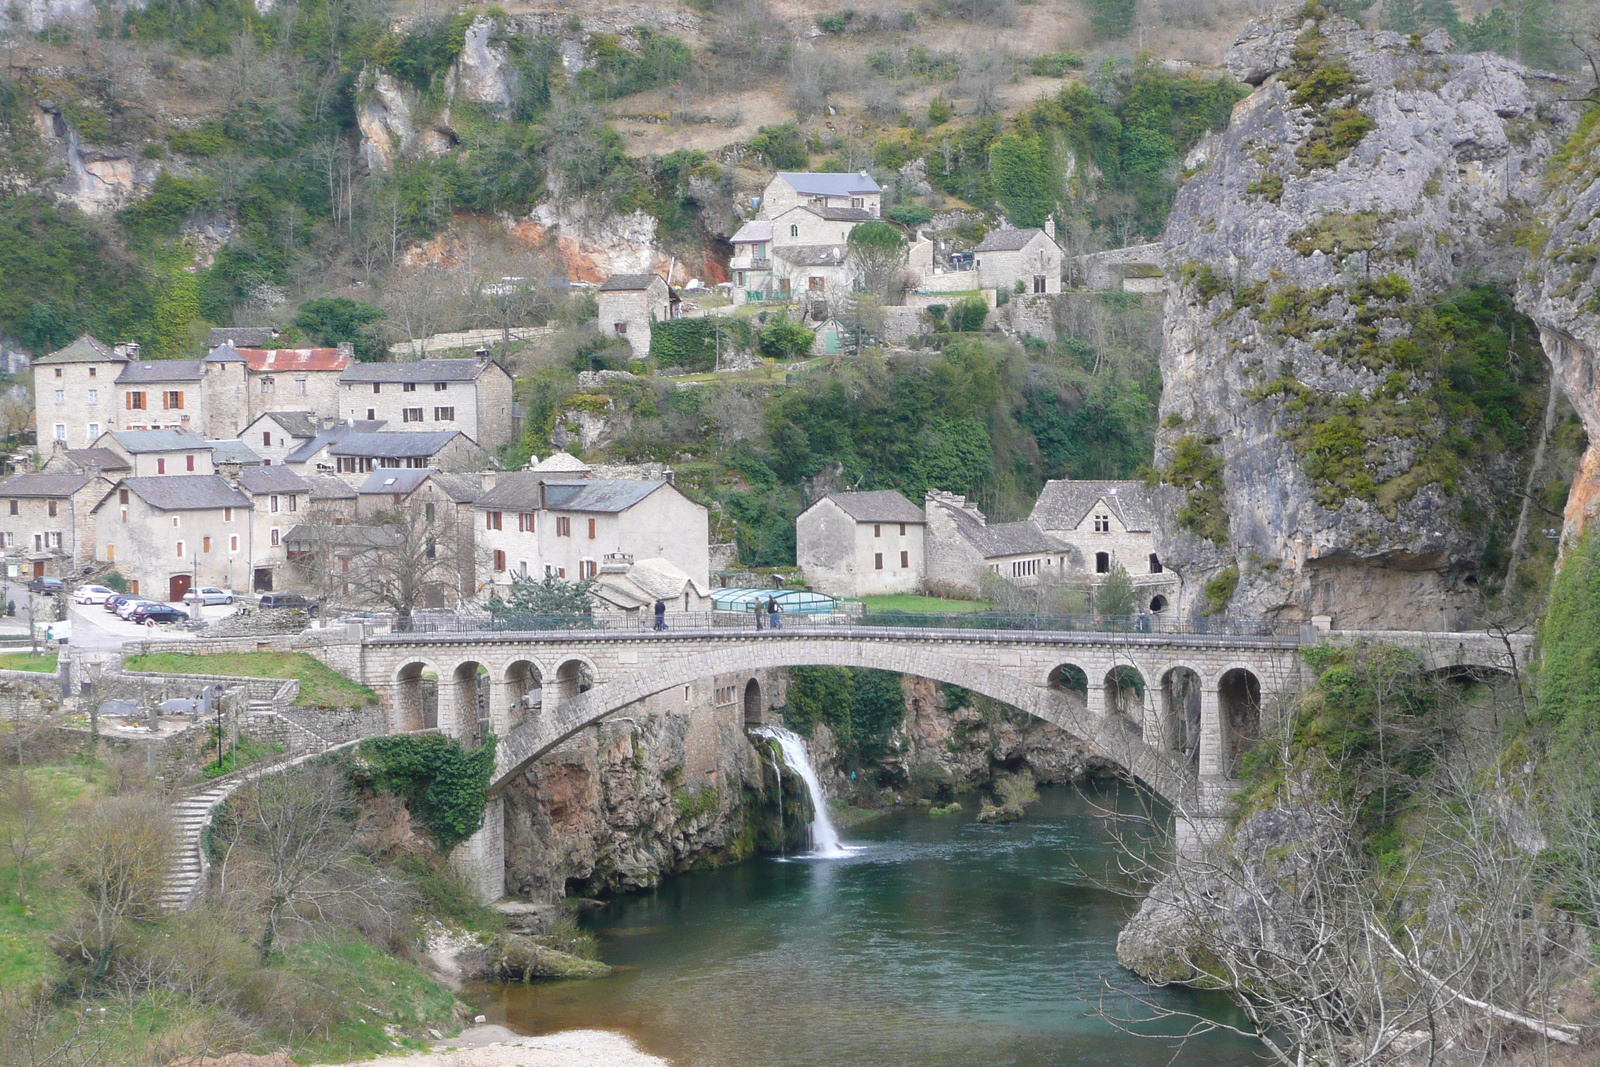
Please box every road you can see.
[67,599,203,654]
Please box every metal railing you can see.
[370,610,1298,644]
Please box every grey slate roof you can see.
[258,411,319,438]
[1029,479,1156,534]
[815,206,876,222]
[598,273,665,292]
[108,429,212,453]
[305,475,358,500]
[543,479,665,513]
[237,466,311,494]
[61,448,130,473]
[431,472,483,503]
[327,431,463,458]
[204,342,249,364]
[282,523,402,549]
[357,468,436,495]
[475,472,545,510]
[37,336,123,365]
[776,244,848,267]
[731,220,774,244]
[775,171,882,196]
[0,474,94,498]
[823,490,924,524]
[116,359,204,383]
[929,495,1065,558]
[207,327,280,348]
[339,359,487,384]
[974,227,1050,253]
[117,476,251,512]
[207,440,263,466]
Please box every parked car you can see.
[181,586,235,605]
[72,584,117,604]
[128,603,188,625]
[104,593,140,613]
[257,593,317,615]
[116,598,157,620]
[27,576,63,594]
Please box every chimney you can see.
[1044,214,1056,241]
[481,471,496,490]
[663,468,675,486]
[337,342,354,360]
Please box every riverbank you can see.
[315,1027,668,1067]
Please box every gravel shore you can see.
[314,1027,670,1067]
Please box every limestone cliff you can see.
[1153,9,1580,628]
[501,703,803,900]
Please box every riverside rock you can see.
[1153,9,1582,628]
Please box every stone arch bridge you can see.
[346,621,1526,900]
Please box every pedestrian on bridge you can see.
[767,596,782,630]
[654,599,667,631]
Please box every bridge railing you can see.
[379,610,1298,642]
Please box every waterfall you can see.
[769,748,784,853]
[753,727,845,856]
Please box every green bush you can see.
[758,316,815,359]
[749,123,808,170]
[948,295,988,332]
[360,735,498,853]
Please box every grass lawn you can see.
[122,651,377,707]
[0,651,58,672]
[857,594,992,614]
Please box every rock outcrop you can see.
[1153,9,1582,628]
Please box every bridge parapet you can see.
[1314,629,1532,675]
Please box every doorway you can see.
[253,568,273,592]
[169,574,192,602]
[31,560,44,578]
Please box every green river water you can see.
[467,780,1261,1066]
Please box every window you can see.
[295,378,307,395]
[164,391,184,410]
[270,528,280,546]
[1149,553,1163,574]
[493,550,506,572]
[127,391,146,410]
[1093,513,1110,533]
[31,534,39,552]
[809,276,825,291]
[175,540,185,558]
[119,489,129,504]
[1095,551,1109,574]
[288,495,296,512]
[851,197,863,208]
[366,408,376,421]
[223,507,232,521]
[403,382,416,392]
[435,382,447,392]
[202,536,211,553]
[171,516,180,527]
[53,424,65,441]
[518,513,535,533]
[424,502,435,522]
[874,553,883,570]
[260,378,274,394]
[583,560,597,578]
[1012,558,1040,578]
[735,271,744,287]
[557,516,571,537]
[185,454,194,471]
[105,544,114,561]
[229,535,238,552]
[434,406,454,421]
[371,382,381,394]
[615,322,627,335]
[47,501,56,518]
[900,550,909,568]
[587,518,596,539]
[790,224,799,238]
[5,500,13,515]
[1033,275,1047,294]
[270,495,280,513]
[87,389,97,404]
[403,408,424,422]
[157,458,166,474]
[900,523,906,535]
[874,524,881,537]
[486,511,502,531]
[263,431,272,446]
[53,368,61,379]
[86,423,99,439]
[88,367,94,378]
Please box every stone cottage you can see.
[91,475,255,601]
[0,472,114,579]
[923,489,1068,594]
[796,490,926,598]
[1029,479,1176,613]
[974,225,1062,295]
[33,335,128,448]
[337,355,515,448]
[596,274,676,358]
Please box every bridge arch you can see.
[392,660,438,732]
[446,659,490,744]
[743,678,764,725]
[553,657,596,701]
[489,637,1198,811]
[501,659,543,732]
[1218,667,1262,777]
[1103,665,1147,726]
[1046,662,1089,694]
[1159,665,1203,768]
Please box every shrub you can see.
[359,735,498,852]
[948,295,988,332]
[749,123,808,170]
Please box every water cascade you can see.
[753,726,844,856]
[768,747,784,852]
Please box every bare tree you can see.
[61,795,173,977]
[0,754,53,909]
[338,499,484,618]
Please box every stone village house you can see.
[1029,479,1176,613]
[596,274,677,359]
[973,225,1062,295]
[232,465,312,593]
[338,356,515,448]
[0,472,113,580]
[923,490,1070,594]
[795,490,926,598]
[283,427,489,483]
[91,475,255,602]
[239,410,321,467]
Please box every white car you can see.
[72,584,117,604]
[181,586,236,606]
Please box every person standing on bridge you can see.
[654,599,667,631]
[754,601,764,630]
[767,596,782,630]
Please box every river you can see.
[468,780,1261,1067]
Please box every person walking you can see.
[767,595,782,630]
[754,600,764,630]
[654,599,668,631]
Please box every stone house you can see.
[354,467,483,599]
[94,429,215,477]
[199,343,251,438]
[240,410,320,466]
[729,220,776,304]
[91,475,255,601]
[337,355,514,447]
[232,465,313,593]
[923,489,1068,594]
[0,472,113,579]
[974,226,1062,295]
[759,172,882,218]
[32,335,128,448]
[239,345,351,425]
[304,475,359,524]
[591,554,712,616]
[474,471,709,592]
[115,358,208,434]
[43,447,130,480]
[1029,479,1176,613]
[796,490,926,598]
[596,274,675,358]
[774,245,855,317]
[283,427,486,483]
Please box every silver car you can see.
[181,586,236,605]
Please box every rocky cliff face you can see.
[1153,9,1582,628]
[501,701,803,901]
